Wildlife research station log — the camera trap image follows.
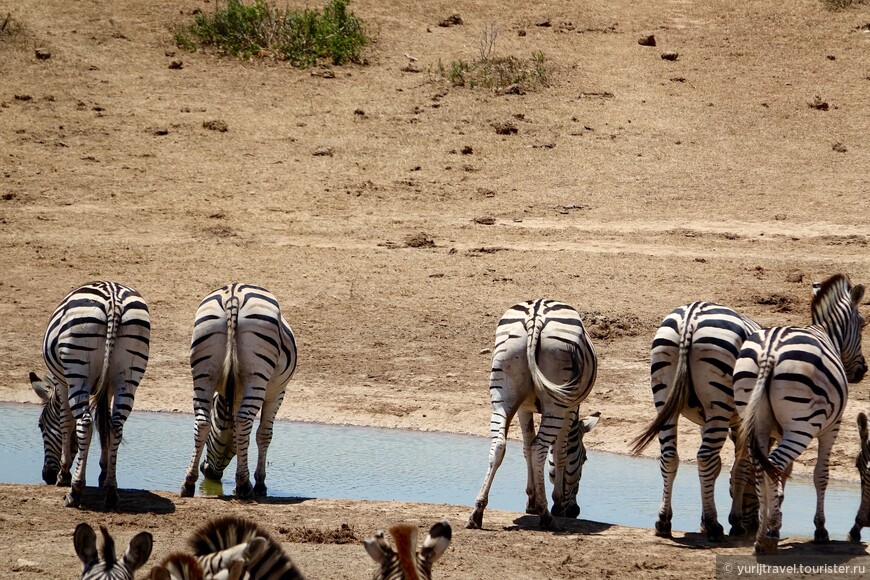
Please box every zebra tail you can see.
[219,295,241,427]
[736,356,783,480]
[526,312,584,408]
[629,327,693,455]
[93,289,121,450]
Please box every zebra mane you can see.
[811,273,852,325]
[99,526,118,569]
[388,524,420,579]
[154,553,205,580]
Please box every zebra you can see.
[74,522,153,580]
[629,301,761,541]
[364,521,452,580]
[150,516,305,580]
[181,283,298,499]
[467,299,598,530]
[29,281,150,508]
[850,412,870,542]
[735,273,866,554]
[547,409,602,519]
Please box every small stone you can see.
[202,119,228,132]
[151,127,169,136]
[461,145,473,155]
[638,34,656,46]
[35,48,51,60]
[438,14,463,27]
[405,232,435,248]
[168,60,183,69]
[473,216,496,225]
[492,121,518,135]
[660,51,679,61]
[313,146,334,157]
[832,141,847,153]
[786,271,804,284]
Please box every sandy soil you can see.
[2,0,870,577]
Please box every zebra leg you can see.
[549,420,570,519]
[727,446,755,536]
[697,419,728,541]
[467,404,517,529]
[530,412,562,530]
[253,393,285,497]
[57,384,75,487]
[66,394,94,508]
[518,409,537,515]
[181,392,213,497]
[655,422,679,537]
[812,429,838,544]
[232,409,258,499]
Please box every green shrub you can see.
[175,0,369,67]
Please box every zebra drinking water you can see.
[630,301,760,540]
[29,281,151,508]
[364,521,452,580]
[74,522,153,580]
[180,283,298,499]
[735,273,866,554]
[467,299,598,530]
[849,412,870,542]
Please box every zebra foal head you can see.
[74,522,153,580]
[811,274,867,383]
[29,370,68,484]
[364,521,452,580]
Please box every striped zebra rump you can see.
[74,523,153,580]
[182,283,298,498]
[734,273,866,554]
[31,281,150,508]
[851,412,870,541]
[364,521,452,580]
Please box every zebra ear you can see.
[150,566,171,580]
[363,531,390,564]
[420,520,452,563]
[851,284,865,306]
[123,531,153,573]
[73,523,99,567]
[580,411,601,433]
[29,372,50,402]
[243,537,268,563]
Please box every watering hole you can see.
[0,402,862,539]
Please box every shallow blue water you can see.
[0,402,862,539]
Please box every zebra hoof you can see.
[538,512,556,530]
[729,524,746,537]
[813,529,830,544]
[234,481,254,499]
[466,510,483,530]
[702,519,725,542]
[654,520,672,538]
[551,503,565,518]
[754,535,779,555]
[564,503,580,519]
[848,526,862,542]
[64,490,81,508]
[104,486,119,509]
[56,473,72,487]
[253,482,267,497]
[180,482,196,498]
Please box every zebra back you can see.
[75,523,153,580]
[188,516,304,580]
[364,521,452,580]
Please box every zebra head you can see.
[29,370,68,484]
[811,274,867,383]
[150,544,261,580]
[74,523,153,580]
[364,521,452,580]
[550,412,601,518]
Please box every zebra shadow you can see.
[199,493,313,506]
[773,538,870,557]
[77,487,175,514]
[667,531,756,550]
[505,515,614,535]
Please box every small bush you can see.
[175,0,369,67]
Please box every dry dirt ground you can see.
[2,0,870,578]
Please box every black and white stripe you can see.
[30,281,150,508]
[75,523,153,580]
[735,273,866,554]
[364,521,452,580]
[151,516,305,580]
[547,408,601,519]
[181,283,298,499]
[467,299,598,530]
[849,412,870,542]
[630,301,760,540]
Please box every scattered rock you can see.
[832,141,847,153]
[774,214,787,221]
[34,48,51,60]
[477,187,496,197]
[497,84,525,96]
[754,293,796,313]
[660,51,679,61]
[404,232,435,248]
[492,121,518,135]
[461,145,473,155]
[826,54,836,61]
[473,216,496,225]
[313,146,334,157]
[14,94,32,101]
[168,60,183,69]
[479,348,492,355]
[438,14,463,27]
[2,193,15,200]
[786,271,804,284]
[165,50,176,57]
[808,96,829,111]
[150,127,169,136]
[354,108,366,117]
[517,29,527,37]
[637,34,656,46]
[203,119,228,132]
[533,142,556,149]
[311,69,336,79]
[536,19,552,27]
